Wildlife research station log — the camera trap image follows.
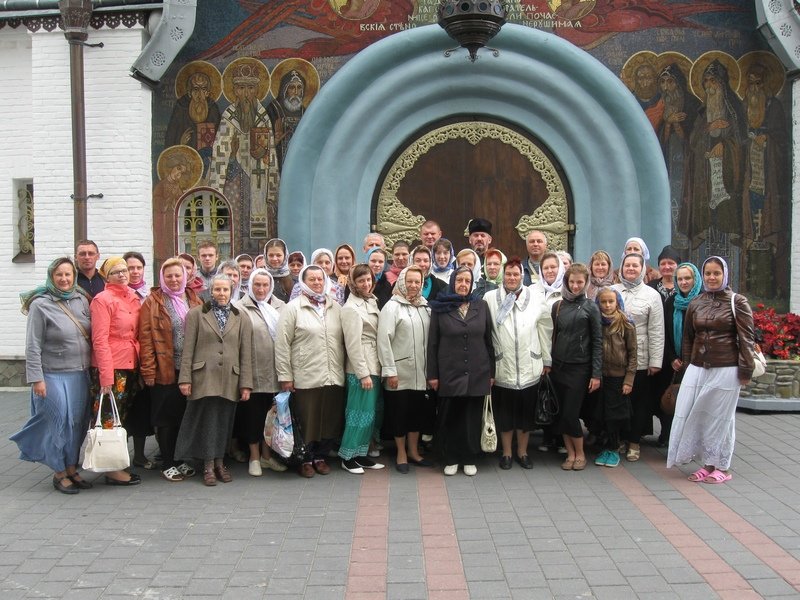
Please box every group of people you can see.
[11,217,757,493]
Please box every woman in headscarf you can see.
[659,262,702,446]
[377,266,431,473]
[367,247,392,309]
[613,253,665,462]
[339,264,385,474]
[139,258,203,482]
[176,273,254,486]
[276,265,346,478]
[218,260,244,302]
[549,264,602,471]
[411,245,447,301]
[290,248,345,305]
[334,243,357,286]
[124,251,149,304]
[532,251,565,309]
[90,256,144,485]
[621,237,660,284]
[179,252,206,296]
[427,266,495,476]
[431,238,455,284]
[265,239,295,302]
[586,250,618,300]
[485,258,552,470]
[667,257,755,485]
[455,249,482,293]
[235,268,287,477]
[11,258,93,494]
[385,240,410,286]
[124,251,157,470]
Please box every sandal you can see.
[688,467,713,482]
[203,468,217,486]
[626,447,640,462]
[703,470,732,484]
[176,463,196,478]
[161,466,184,482]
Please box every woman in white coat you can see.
[613,252,665,461]
[377,266,431,473]
[275,265,346,478]
[485,258,553,470]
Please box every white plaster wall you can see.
[0,25,153,359]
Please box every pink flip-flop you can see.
[703,470,732,484]
[688,467,712,482]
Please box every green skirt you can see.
[338,374,379,460]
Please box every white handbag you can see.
[82,391,130,472]
[480,394,497,453]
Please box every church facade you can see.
[0,0,797,374]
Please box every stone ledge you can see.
[738,396,800,412]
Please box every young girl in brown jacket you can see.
[594,287,637,468]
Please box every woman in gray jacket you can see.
[12,258,93,494]
[377,266,431,473]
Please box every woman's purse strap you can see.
[93,390,122,428]
[56,300,90,342]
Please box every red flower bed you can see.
[753,304,800,360]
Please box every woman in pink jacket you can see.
[90,256,142,486]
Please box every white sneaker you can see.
[248,460,263,477]
[444,464,458,476]
[260,457,287,472]
[463,465,477,476]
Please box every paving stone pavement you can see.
[1,389,799,599]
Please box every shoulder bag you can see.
[82,391,130,472]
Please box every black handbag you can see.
[535,374,560,426]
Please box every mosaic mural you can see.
[152,0,790,301]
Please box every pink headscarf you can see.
[159,259,190,323]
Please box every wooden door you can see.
[375,119,572,256]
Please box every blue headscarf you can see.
[431,238,455,274]
[428,266,477,313]
[672,262,702,356]
[19,257,90,315]
[366,247,386,281]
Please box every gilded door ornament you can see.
[376,121,573,250]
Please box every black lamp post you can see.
[437,0,507,62]
[59,0,94,244]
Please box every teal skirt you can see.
[338,374,380,460]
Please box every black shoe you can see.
[395,463,409,474]
[67,474,93,489]
[499,456,512,470]
[515,455,533,469]
[53,475,79,495]
[341,459,364,474]
[408,457,434,467]
[104,473,142,486]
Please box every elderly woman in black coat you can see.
[427,266,495,476]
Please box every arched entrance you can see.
[277,24,670,260]
[375,118,572,253]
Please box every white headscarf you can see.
[247,268,280,340]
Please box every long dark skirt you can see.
[175,396,237,461]
[624,370,654,443]
[437,395,483,466]
[551,361,591,439]
[150,379,187,469]
[492,384,538,433]
[238,392,274,445]
[10,371,91,472]
[383,388,426,438]
[293,385,345,444]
